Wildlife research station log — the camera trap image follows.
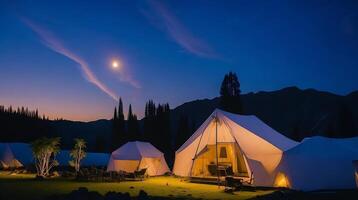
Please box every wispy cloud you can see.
[21,18,119,101]
[145,0,218,59]
[115,63,141,89]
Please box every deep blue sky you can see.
[0,0,357,121]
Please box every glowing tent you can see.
[107,141,170,176]
[275,137,358,191]
[0,143,33,168]
[173,109,298,186]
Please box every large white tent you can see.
[173,109,298,186]
[275,136,358,191]
[107,141,170,176]
[0,143,33,168]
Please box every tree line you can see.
[110,72,244,163]
[2,71,356,162]
[111,99,173,162]
[0,105,52,142]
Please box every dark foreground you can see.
[0,173,357,200]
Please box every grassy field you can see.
[0,171,275,200]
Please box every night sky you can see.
[0,0,357,121]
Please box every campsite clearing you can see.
[0,172,275,200]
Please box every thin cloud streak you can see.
[146,0,218,59]
[21,18,119,101]
[116,66,141,89]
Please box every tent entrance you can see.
[190,142,248,178]
[113,160,140,173]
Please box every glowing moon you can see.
[112,61,119,68]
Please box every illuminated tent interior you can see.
[191,143,249,178]
[107,141,170,176]
[173,109,298,186]
[0,143,33,169]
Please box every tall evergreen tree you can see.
[127,104,140,141]
[219,72,243,114]
[111,107,118,151]
[111,98,126,150]
[143,100,156,142]
[155,103,172,162]
[117,98,126,145]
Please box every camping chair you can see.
[208,164,217,176]
[225,166,234,176]
[225,176,243,192]
[217,165,228,177]
[134,168,147,181]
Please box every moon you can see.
[112,60,119,68]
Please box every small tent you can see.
[0,143,33,168]
[173,109,298,186]
[107,141,170,176]
[276,137,358,191]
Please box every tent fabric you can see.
[0,143,33,168]
[353,160,358,188]
[57,151,110,166]
[276,136,358,191]
[107,141,170,176]
[173,109,299,186]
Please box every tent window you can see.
[219,147,227,158]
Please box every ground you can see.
[0,172,275,200]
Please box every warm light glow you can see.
[274,172,290,188]
[112,60,119,68]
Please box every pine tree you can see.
[111,106,118,151]
[127,104,140,141]
[111,98,126,150]
[219,72,243,114]
[143,100,156,142]
[117,98,126,145]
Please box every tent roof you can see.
[111,141,163,160]
[0,143,33,165]
[285,136,358,157]
[177,109,298,153]
[219,110,298,150]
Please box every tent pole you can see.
[221,117,252,184]
[215,112,220,187]
[189,121,206,178]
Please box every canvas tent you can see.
[354,160,358,188]
[173,109,298,186]
[0,143,33,168]
[107,141,170,176]
[57,151,110,166]
[275,137,358,191]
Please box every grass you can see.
[0,171,275,200]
